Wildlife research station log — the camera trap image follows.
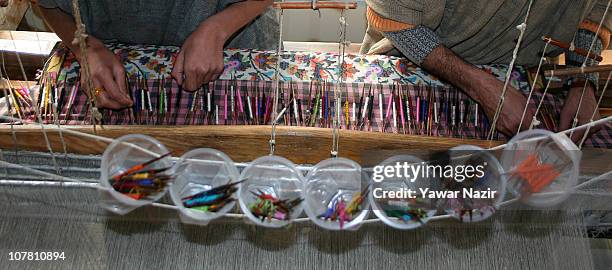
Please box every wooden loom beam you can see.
[544,65,612,77]
[0,125,501,166]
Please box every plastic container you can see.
[501,129,580,207]
[238,155,305,228]
[100,134,173,215]
[369,155,437,230]
[442,145,506,222]
[304,157,369,230]
[169,148,240,225]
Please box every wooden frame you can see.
[0,125,501,165]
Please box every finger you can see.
[171,51,186,86]
[209,62,225,83]
[184,64,204,92]
[96,91,123,110]
[99,69,131,108]
[202,68,217,85]
[112,63,132,104]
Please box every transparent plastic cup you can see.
[238,155,305,228]
[304,157,369,231]
[100,134,173,215]
[501,129,580,207]
[169,148,240,226]
[442,145,506,222]
[369,155,437,230]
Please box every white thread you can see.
[488,0,535,140]
[530,69,555,130]
[578,70,612,148]
[569,0,611,138]
[517,40,550,133]
[269,5,285,155]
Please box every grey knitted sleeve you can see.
[382,25,440,66]
[566,29,603,86]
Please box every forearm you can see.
[203,0,273,42]
[35,5,104,60]
[421,45,495,103]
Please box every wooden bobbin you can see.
[542,36,604,62]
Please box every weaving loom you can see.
[1,1,612,269]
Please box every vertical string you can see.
[269,4,285,155]
[1,53,20,158]
[6,32,61,174]
[488,0,535,140]
[578,70,612,148]
[517,39,550,132]
[331,9,348,157]
[70,0,101,132]
[530,68,556,130]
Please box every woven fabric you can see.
[19,43,612,148]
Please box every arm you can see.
[364,7,532,136]
[172,0,273,91]
[421,45,533,136]
[34,4,132,109]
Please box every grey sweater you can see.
[362,0,612,66]
[38,0,279,49]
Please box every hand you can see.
[77,38,132,110]
[559,83,601,142]
[476,77,535,137]
[172,20,227,92]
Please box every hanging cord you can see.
[569,0,611,139]
[5,32,61,175]
[530,67,556,129]
[70,0,102,132]
[517,39,551,132]
[578,70,612,148]
[0,53,19,158]
[331,9,348,158]
[487,0,535,140]
[269,5,285,155]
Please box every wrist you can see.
[196,18,231,44]
[71,36,105,61]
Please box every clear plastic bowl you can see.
[369,155,437,230]
[442,145,506,222]
[304,157,369,230]
[169,148,240,225]
[501,129,580,207]
[100,134,173,215]
[238,155,305,228]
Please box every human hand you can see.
[559,83,601,142]
[171,20,226,92]
[76,38,132,110]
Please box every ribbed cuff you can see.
[382,25,440,66]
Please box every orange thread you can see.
[513,154,560,193]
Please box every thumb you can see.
[171,50,185,86]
